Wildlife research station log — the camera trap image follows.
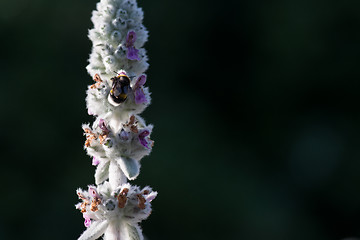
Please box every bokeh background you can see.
[1,0,360,239]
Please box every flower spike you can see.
[76,183,157,240]
[77,0,157,239]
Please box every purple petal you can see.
[84,217,91,228]
[139,130,150,138]
[138,130,150,149]
[88,186,99,198]
[145,192,158,202]
[135,88,147,104]
[139,138,149,149]
[126,46,140,61]
[119,129,129,141]
[126,30,136,47]
[98,119,109,132]
[92,157,100,166]
[135,75,146,88]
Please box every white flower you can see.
[87,0,149,81]
[83,115,153,186]
[76,182,157,240]
[76,0,156,239]
[86,71,151,131]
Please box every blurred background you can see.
[1,0,360,239]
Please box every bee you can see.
[108,72,132,106]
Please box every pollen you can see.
[81,201,89,213]
[90,74,103,89]
[91,197,102,212]
[137,194,146,210]
[117,188,129,208]
[124,115,139,133]
[98,134,108,145]
[77,192,87,200]
[130,125,138,133]
[85,135,97,147]
[128,115,136,125]
[84,128,93,135]
[84,128,98,147]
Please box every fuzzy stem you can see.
[76,0,156,239]
[109,160,127,190]
[103,221,122,240]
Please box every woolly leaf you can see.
[127,223,143,240]
[103,221,122,240]
[78,220,109,240]
[109,160,127,189]
[95,160,110,185]
[117,156,140,180]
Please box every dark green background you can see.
[1,0,360,239]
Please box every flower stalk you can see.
[76,0,156,239]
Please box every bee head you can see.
[117,71,127,77]
[111,71,130,85]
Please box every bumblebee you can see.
[108,72,131,106]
